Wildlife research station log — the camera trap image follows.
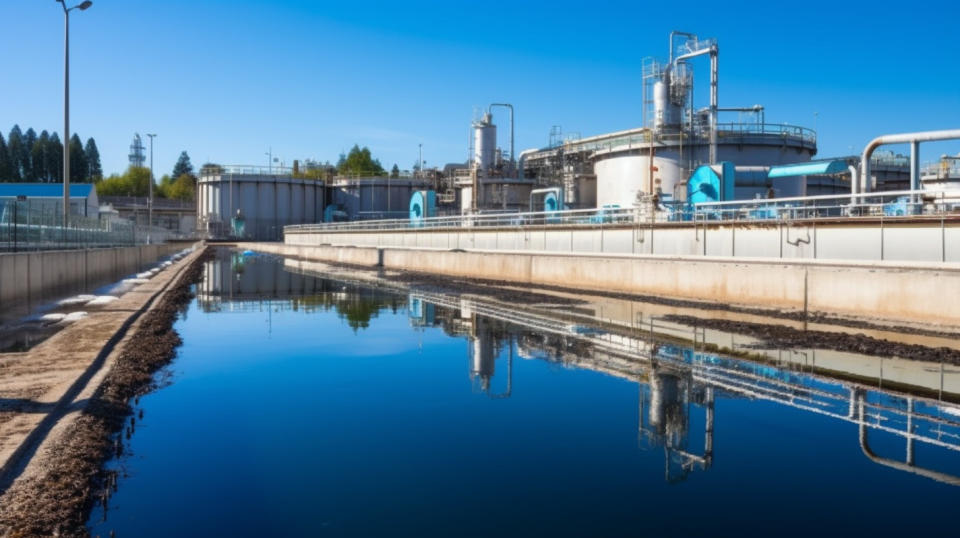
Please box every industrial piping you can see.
[673,42,719,164]
[860,129,960,193]
[488,103,514,166]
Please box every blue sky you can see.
[2,0,958,177]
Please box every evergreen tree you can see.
[390,164,400,179]
[84,138,102,180]
[22,128,37,181]
[69,134,88,182]
[171,150,194,179]
[0,133,11,181]
[47,133,63,182]
[7,125,23,181]
[32,131,50,181]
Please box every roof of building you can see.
[0,183,96,199]
[767,159,853,179]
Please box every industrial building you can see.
[0,183,99,218]
[201,30,960,233]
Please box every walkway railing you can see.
[285,189,960,234]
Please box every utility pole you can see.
[147,133,157,244]
[56,0,93,232]
[419,143,423,176]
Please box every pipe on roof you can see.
[860,129,960,194]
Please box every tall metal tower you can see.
[129,133,146,167]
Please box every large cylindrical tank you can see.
[594,141,816,207]
[474,113,497,174]
[654,80,680,131]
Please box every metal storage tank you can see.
[474,113,497,175]
[196,166,325,240]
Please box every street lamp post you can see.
[56,0,93,232]
[147,133,157,244]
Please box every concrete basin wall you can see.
[0,243,187,311]
[252,241,960,328]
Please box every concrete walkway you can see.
[0,245,203,489]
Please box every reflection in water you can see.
[200,250,960,486]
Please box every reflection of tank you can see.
[470,317,497,392]
[465,315,513,398]
[640,361,714,483]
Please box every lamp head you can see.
[78,1,93,10]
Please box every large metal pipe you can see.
[674,43,719,164]
[668,31,696,63]
[709,48,718,165]
[488,103,514,166]
[860,129,960,193]
[516,148,539,181]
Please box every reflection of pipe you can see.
[488,338,513,399]
[860,129,960,193]
[857,397,960,487]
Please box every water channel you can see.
[88,248,960,536]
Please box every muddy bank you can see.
[0,247,211,537]
[664,314,960,365]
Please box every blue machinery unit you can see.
[529,187,564,212]
[409,190,437,225]
[687,161,736,205]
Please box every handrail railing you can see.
[284,189,960,234]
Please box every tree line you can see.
[0,124,102,183]
[96,150,198,201]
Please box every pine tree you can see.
[0,133,11,181]
[390,164,400,179]
[69,134,88,182]
[85,137,102,180]
[23,128,38,181]
[47,133,63,182]
[32,131,50,181]
[7,125,24,181]
[171,150,194,179]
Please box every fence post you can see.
[12,201,18,253]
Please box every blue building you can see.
[0,183,100,219]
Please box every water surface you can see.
[89,250,960,537]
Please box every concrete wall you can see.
[287,219,960,264]
[251,242,960,329]
[0,243,186,312]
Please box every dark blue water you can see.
[89,251,960,537]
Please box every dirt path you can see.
[0,245,210,537]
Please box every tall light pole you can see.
[56,0,93,230]
[146,133,157,244]
[418,143,423,176]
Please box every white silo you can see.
[473,112,497,175]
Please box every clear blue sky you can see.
[2,0,958,178]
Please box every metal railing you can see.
[0,199,169,252]
[285,189,960,234]
[534,122,816,158]
[689,189,960,221]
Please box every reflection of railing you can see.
[285,188,960,234]
[411,291,960,484]
[283,260,960,485]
